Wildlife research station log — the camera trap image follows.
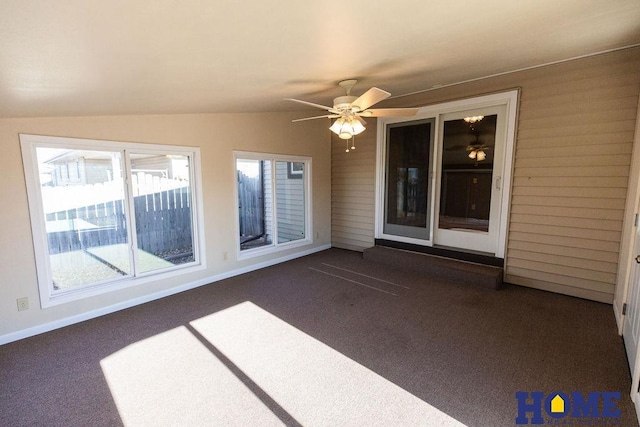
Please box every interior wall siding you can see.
[331,126,377,252]
[331,47,640,303]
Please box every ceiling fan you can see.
[286,79,419,141]
[446,133,492,161]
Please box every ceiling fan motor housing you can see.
[333,95,359,112]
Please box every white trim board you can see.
[0,244,331,346]
[615,95,640,334]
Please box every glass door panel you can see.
[439,114,496,233]
[383,119,434,240]
[435,106,506,254]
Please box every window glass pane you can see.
[130,153,195,273]
[276,161,305,243]
[237,159,273,250]
[439,115,496,233]
[383,121,433,240]
[37,148,130,290]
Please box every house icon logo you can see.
[515,391,621,424]
[549,394,565,414]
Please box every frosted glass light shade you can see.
[330,117,366,140]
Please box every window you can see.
[235,152,311,257]
[20,134,204,307]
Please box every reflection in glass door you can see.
[383,119,434,240]
[439,114,497,232]
[435,106,506,254]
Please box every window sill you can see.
[43,261,206,308]
[237,238,313,261]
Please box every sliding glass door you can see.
[378,91,517,257]
[383,119,434,240]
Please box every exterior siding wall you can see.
[330,47,640,303]
[275,161,305,242]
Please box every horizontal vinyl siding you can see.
[330,47,640,302]
[275,162,306,243]
[331,125,377,251]
[505,50,639,303]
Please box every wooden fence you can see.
[237,171,264,241]
[46,187,192,256]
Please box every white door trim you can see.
[617,92,640,425]
[615,96,640,333]
[375,89,520,259]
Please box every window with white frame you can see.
[20,134,204,307]
[235,153,311,256]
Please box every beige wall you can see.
[331,127,377,251]
[331,47,640,303]
[0,112,331,339]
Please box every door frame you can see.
[616,95,640,424]
[374,89,520,258]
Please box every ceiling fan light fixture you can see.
[350,118,365,135]
[289,80,417,146]
[476,150,487,161]
[469,150,477,159]
[330,117,366,140]
[464,115,484,124]
[339,130,353,140]
[329,117,345,134]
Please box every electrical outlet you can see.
[222,251,228,261]
[315,231,320,239]
[17,297,29,311]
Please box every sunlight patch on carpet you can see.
[190,301,466,426]
[100,326,283,426]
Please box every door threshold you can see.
[374,239,504,267]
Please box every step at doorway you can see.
[363,245,503,290]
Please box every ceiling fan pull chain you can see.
[351,136,356,151]
[345,138,350,153]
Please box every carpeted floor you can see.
[0,248,637,426]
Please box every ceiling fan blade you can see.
[292,114,340,122]
[363,108,419,117]
[352,87,391,111]
[356,116,367,126]
[285,98,337,112]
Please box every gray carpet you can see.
[0,248,636,426]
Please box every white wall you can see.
[0,112,331,341]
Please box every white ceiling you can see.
[1,0,639,118]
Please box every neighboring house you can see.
[43,151,183,187]
[45,152,113,186]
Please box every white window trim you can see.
[375,89,519,259]
[233,151,313,261]
[20,134,206,308]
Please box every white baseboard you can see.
[0,244,331,346]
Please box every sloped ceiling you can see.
[1,0,639,118]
